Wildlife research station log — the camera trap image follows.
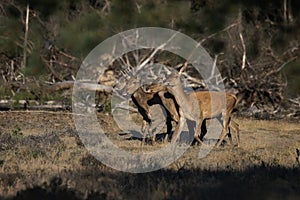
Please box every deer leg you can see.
[199,119,207,141]
[216,116,232,145]
[228,128,233,145]
[97,92,109,111]
[147,116,158,145]
[103,92,111,111]
[149,125,156,146]
[230,120,240,147]
[194,118,203,145]
[170,109,185,144]
[164,116,172,143]
[226,117,233,145]
[216,114,230,147]
[150,135,156,145]
[170,118,183,143]
[141,120,148,146]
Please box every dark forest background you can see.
[0,0,299,117]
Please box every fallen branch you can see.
[112,104,138,113]
[48,81,114,93]
[181,72,206,88]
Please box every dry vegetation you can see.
[0,111,300,199]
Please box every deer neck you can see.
[167,79,198,120]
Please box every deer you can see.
[117,75,180,146]
[145,72,240,147]
[96,69,116,111]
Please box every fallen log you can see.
[47,81,114,93]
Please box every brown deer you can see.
[117,76,180,146]
[96,69,116,111]
[145,72,240,147]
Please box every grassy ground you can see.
[0,111,300,199]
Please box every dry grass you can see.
[0,111,300,199]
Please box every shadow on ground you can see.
[2,165,300,200]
